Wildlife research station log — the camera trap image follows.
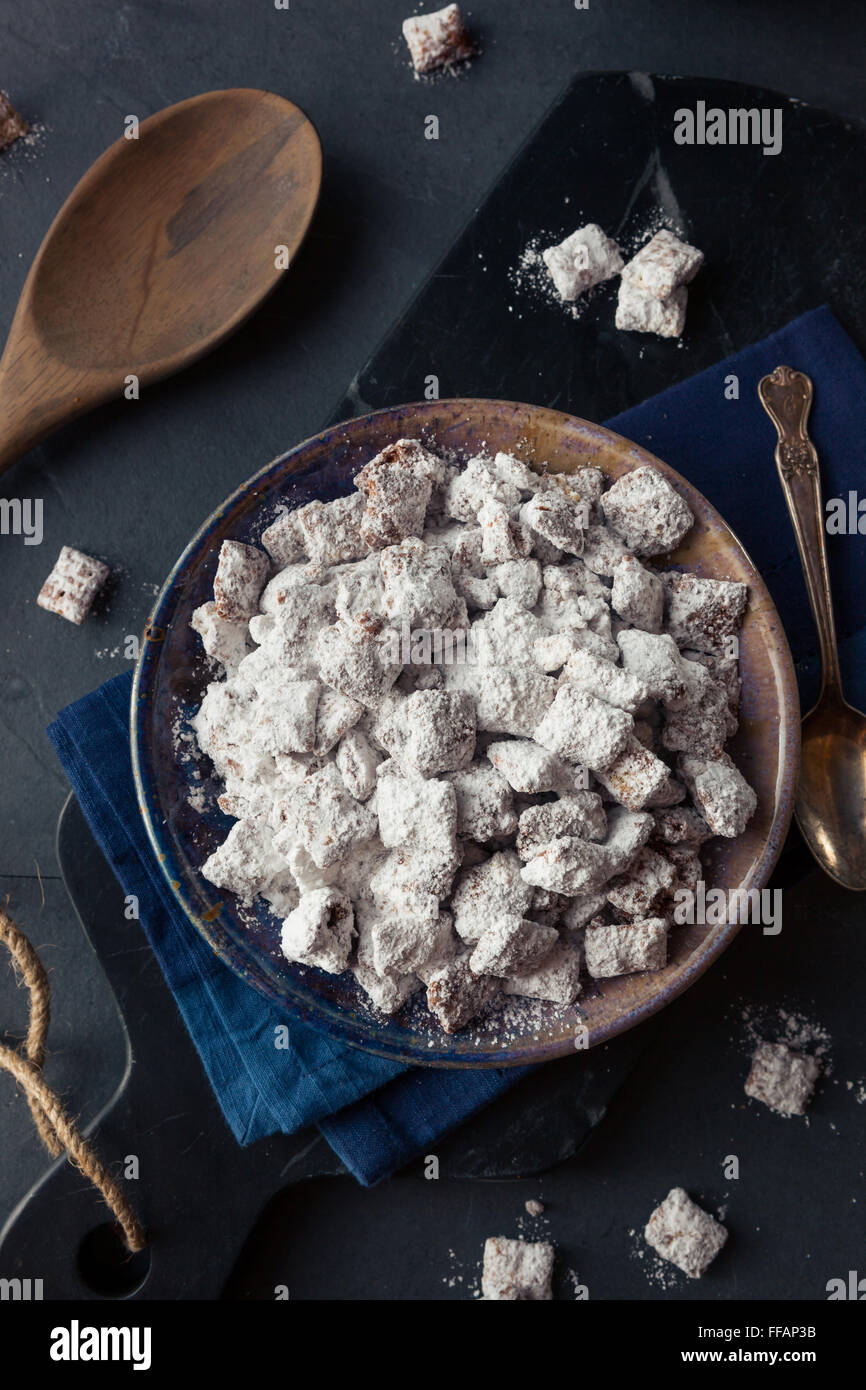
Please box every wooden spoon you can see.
[0,89,321,475]
[759,365,866,890]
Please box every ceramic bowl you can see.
[131,399,799,1067]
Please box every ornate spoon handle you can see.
[758,365,841,696]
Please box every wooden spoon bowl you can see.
[0,89,322,473]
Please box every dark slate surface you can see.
[1,0,865,1299]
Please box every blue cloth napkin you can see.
[47,306,866,1185]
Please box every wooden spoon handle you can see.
[758,365,842,695]
[0,344,92,476]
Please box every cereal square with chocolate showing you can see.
[601,467,694,556]
[606,848,677,918]
[37,546,110,625]
[745,1040,821,1116]
[294,493,368,566]
[477,499,532,564]
[621,229,704,300]
[662,572,749,654]
[644,1187,727,1279]
[426,953,499,1033]
[280,887,355,974]
[481,1236,555,1300]
[379,536,462,628]
[585,916,667,977]
[503,939,582,1005]
[283,763,378,869]
[354,439,443,549]
[316,612,401,709]
[0,91,29,150]
[191,601,252,674]
[213,540,270,622]
[402,5,475,74]
[445,456,520,523]
[616,629,689,704]
[594,732,672,811]
[260,509,306,566]
[475,667,557,738]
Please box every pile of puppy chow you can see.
[190,438,757,1036]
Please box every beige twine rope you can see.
[0,907,146,1253]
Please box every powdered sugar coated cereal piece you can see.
[313,689,365,755]
[486,739,568,794]
[450,849,534,943]
[615,280,688,339]
[744,1040,821,1117]
[482,1235,554,1301]
[260,509,306,566]
[248,678,320,756]
[444,457,520,523]
[426,954,499,1033]
[504,939,582,1005]
[316,612,401,709]
[469,917,558,978]
[621,228,704,300]
[37,546,110,625]
[475,667,557,737]
[606,847,677,918]
[662,572,749,654]
[282,762,378,869]
[617,629,689,705]
[580,524,631,576]
[280,887,355,974]
[585,916,667,977]
[651,805,713,845]
[534,684,633,770]
[402,5,475,74]
[369,907,453,977]
[376,688,475,777]
[354,439,441,549]
[516,794,607,859]
[678,752,757,838]
[201,818,288,907]
[644,1188,727,1280]
[294,493,368,566]
[491,451,540,494]
[190,601,252,674]
[446,761,517,840]
[559,648,650,713]
[541,223,623,302]
[594,732,672,811]
[376,770,457,857]
[477,499,532,564]
[601,467,694,556]
[519,484,586,557]
[213,540,269,622]
[611,555,664,633]
[379,536,462,628]
[488,558,542,609]
[335,727,380,800]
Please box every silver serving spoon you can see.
[759,365,866,890]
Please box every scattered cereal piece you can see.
[644,1188,727,1279]
[525,1199,545,1217]
[481,1236,554,1301]
[402,4,475,75]
[745,1040,821,1117]
[37,546,110,625]
[541,223,623,303]
[621,228,704,301]
[615,281,687,339]
[0,91,29,150]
